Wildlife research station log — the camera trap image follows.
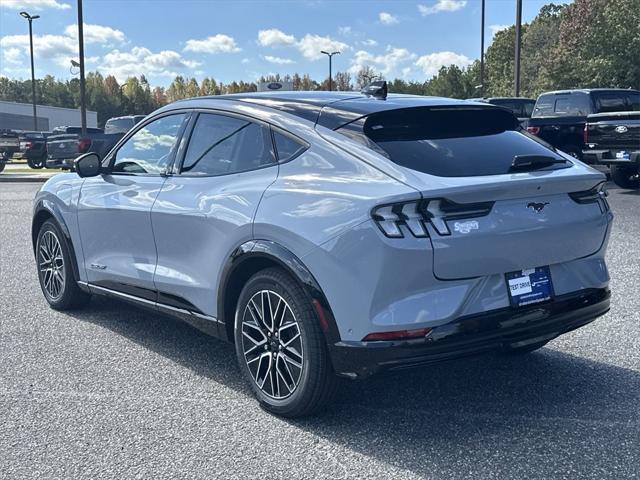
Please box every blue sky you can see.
[0,0,570,86]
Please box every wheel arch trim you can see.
[217,239,341,344]
[32,199,81,282]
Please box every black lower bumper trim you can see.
[329,288,610,378]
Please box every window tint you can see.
[273,130,307,161]
[181,113,275,176]
[112,114,186,174]
[552,94,590,116]
[337,107,568,177]
[594,91,640,113]
[105,118,135,134]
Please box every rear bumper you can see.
[46,157,75,169]
[328,288,610,378]
[582,149,640,166]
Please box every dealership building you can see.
[0,100,98,131]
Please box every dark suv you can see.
[527,88,640,160]
[469,97,536,127]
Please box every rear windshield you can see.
[105,118,135,134]
[593,91,640,113]
[532,93,592,117]
[490,99,535,118]
[336,107,568,177]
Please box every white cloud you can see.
[415,51,472,76]
[418,0,467,15]
[361,39,378,47]
[0,0,70,10]
[99,46,201,81]
[489,24,510,37]
[2,47,22,65]
[184,34,240,54]
[241,57,250,64]
[0,33,77,60]
[349,46,416,78]
[296,34,348,60]
[64,23,126,45]
[338,26,352,35]
[378,12,399,25]
[257,28,296,47]
[263,55,295,65]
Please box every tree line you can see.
[0,0,637,127]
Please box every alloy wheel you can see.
[39,230,65,300]
[241,290,304,399]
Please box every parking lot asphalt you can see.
[1,182,638,479]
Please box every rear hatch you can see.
[47,134,79,160]
[586,112,640,151]
[337,105,609,280]
[0,130,19,151]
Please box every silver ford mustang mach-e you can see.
[32,88,613,417]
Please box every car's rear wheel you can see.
[36,220,90,310]
[610,165,640,189]
[234,268,337,417]
[27,155,45,169]
[560,144,582,160]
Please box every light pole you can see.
[480,0,485,97]
[76,0,87,135]
[19,11,40,131]
[514,0,522,97]
[320,50,340,91]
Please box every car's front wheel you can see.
[36,220,90,310]
[234,268,337,417]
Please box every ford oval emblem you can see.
[267,82,282,90]
[615,126,628,134]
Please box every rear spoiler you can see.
[586,111,640,123]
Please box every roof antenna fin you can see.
[361,80,387,100]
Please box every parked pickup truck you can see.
[46,126,123,170]
[527,88,640,161]
[583,111,640,189]
[0,129,20,172]
[17,131,51,169]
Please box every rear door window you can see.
[180,113,276,176]
[593,91,640,113]
[337,107,568,177]
[532,93,591,117]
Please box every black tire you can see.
[36,220,90,310]
[234,267,337,417]
[27,154,45,169]
[610,164,640,189]
[503,340,548,355]
[560,144,582,160]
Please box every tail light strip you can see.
[372,199,495,239]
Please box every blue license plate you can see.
[505,266,555,308]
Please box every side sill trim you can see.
[79,281,222,325]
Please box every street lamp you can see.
[76,0,87,135]
[19,11,40,130]
[320,50,340,91]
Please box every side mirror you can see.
[74,152,102,178]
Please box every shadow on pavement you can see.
[69,296,640,477]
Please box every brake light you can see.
[78,138,91,153]
[371,199,494,238]
[363,327,432,342]
[527,126,540,135]
[24,141,33,150]
[583,125,588,144]
[569,182,609,212]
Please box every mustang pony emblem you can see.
[527,202,549,213]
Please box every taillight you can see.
[23,141,33,150]
[583,125,588,144]
[371,199,494,238]
[526,126,540,135]
[362,327,432,342]
[78,138,91,153]
[569,182,609,212]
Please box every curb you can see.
[0,175,52,183]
